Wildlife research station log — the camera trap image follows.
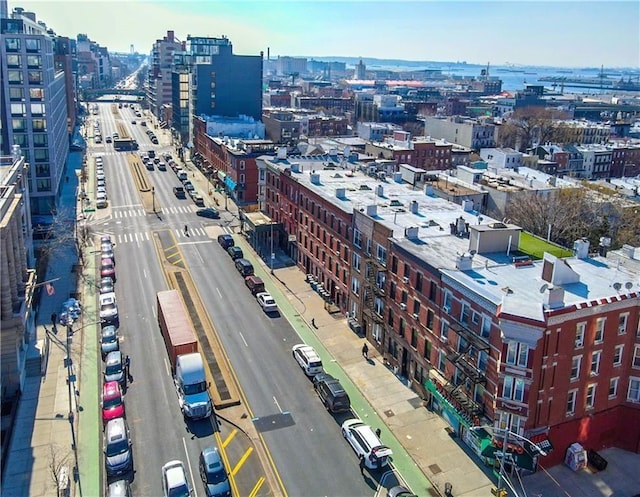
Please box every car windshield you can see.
[106,363,122,375]
[106,436,128,457]
[103,263,114,271]
[167,484,190,497]
[102,303,116,312]
[183,381,207,395]
[102,333,116,344]
[103,395,121,409]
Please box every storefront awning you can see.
[225,175,237,191]
[525,434,554,454]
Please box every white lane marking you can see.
[182,437,198,497]
[273,396,283,414]
[216,288,222,298]
[239,332,248,347]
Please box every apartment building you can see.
[259,150,640,471]
[577,144,612,179]
[423,116,497,150]
[608,142,640,178]
[1,7,69,215]
[148,30,182,119]
[0,153,36,402]
[479,147,523,170]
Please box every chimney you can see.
[573,238,590,259]
[405,226,419,240]
[425,184,434,196]
[393,172,403,182]
[366,204,377,217]
[456,252,474,270]
[310,172,320,185]
[410,200,419,214]
[376,185,384,197]
[543,285,565,309]
[335,187,346,199]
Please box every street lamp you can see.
[151,186,156,213]
[471,426,547,497]
[270,221,274,275]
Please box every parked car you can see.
[256,292,278,313]
[100,324,119,358]
[244,275,264,295]
[162,460,191,497]
[217,234,234,249]
[192,194,204,206]
[104,351,124,385]
[100,276,114,295]
[292,344,323,377]
[99,292,119,323]
[104,417,132,476]
[101,258,116,281]
[102,380,125,423]
[196,208,220,219]
[107,479,132,497]
[234,258,254,276]
[387,486,418,497]
[313,373,351,413]
[227,246,243,260]
[199,447,231,497]
[173,186,186,199]
[341,418,392,469]
[101,244,115,263]
[96,195,108,209]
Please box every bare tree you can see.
[497,107,570,151]
[48,444,71,495]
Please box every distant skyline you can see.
[9,0,640,68]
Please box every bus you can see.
[113,138,138,151]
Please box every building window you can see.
[590,351,601,375]
[575,322,585,348]
[566,390,577,415]
[29,87,44,100]
[7,54,21,67]
[352,252,361,272]
[27,55,42,68]
[594,318,605,344]
[506,342,517,365]
[36,179,51,192]
[28,71,42,84]
[502,376,525,402]
[460,302,470,324]
[424,340,432,361]
[618,313,629,335]
[613,345,624,366]
[426,309,434,330]
[8,70,23,84]
[365,238,372,256]
[350,277,359,296]
[415,272,423,293]
[5,38,20,51]
[440,319,449,341]
[609,377,619,399]
[353,229,362,248]
[240,160,245,170]
[372,323,382,344]
[585,384,596,409]
[570,356,582,381]
[633,345,640,369]
[374,296,384,316]
[376,244,387,266]
[628,377,640,403]
[472,311,480,325]
[481,316,491,338]
[25,38,41,52]
[438,350,446,372]
[443,291,452,314]
[411,328,418,348]
[478,350,488,372]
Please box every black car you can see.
[227,246,243,260]
[196,208,220,219]
[217,234,234,249]
[313,373,351,413]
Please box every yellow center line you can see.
[231,447,253,477]
[222,428,237,448]
[248,476,266,497]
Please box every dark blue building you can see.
[171,36,262,143]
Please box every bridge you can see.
[81,88,146,101]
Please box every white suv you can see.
[292,344,323,376]
[342,418,392,469]
[161,460,191,497]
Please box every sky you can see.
[9,0,640,68]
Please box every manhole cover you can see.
[428,463,442,475]
[384,409,395,418]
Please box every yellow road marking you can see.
[231,447,253,476]
[248,476,266,497]
[222,428,237,448]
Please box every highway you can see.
[86,101,374,497]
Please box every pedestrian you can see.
[375,428,381,438]
[184,224,189,236]
[362,342,369,359]
[125,355,131,380]
[358,454,365,474]
[311,318,316,328]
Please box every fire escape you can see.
[362,258,386,325]
[444,321,490,420]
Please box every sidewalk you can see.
[1,150,100,497]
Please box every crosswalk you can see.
[109,204,195,218]
[102,226,210,246]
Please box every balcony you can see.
[446,352,486,384]
[448,321,490,352]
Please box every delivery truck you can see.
[157,290,198,370]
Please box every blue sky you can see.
[12,0,640,68]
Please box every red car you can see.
[100,258,116,281]
[102,381,125,423]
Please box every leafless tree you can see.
[497,107,570,151]
[48,444,71,495]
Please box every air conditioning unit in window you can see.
[403,277,409,284]
[399,303,407,311]
[413,313,419,320]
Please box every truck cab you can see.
[175,353,212,420]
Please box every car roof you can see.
[163,460,187,487]
[100,292,116,304]
[105,351,121,364]
[201,446,222,466]
[103,381,120,396]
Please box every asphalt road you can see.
[88,101,373,497]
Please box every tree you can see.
[48,444,71,495]
[497,107,570,151]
